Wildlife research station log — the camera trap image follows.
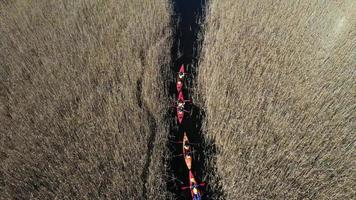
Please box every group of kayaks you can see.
[174,64,205,200]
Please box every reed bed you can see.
[197,0,356,199]
[0,0,171,199]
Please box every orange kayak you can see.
[183,132,192,170]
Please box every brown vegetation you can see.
[197,0,356,199]
[0,0,171,199]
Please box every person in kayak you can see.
[178,71,185,79]
[192,187,201,200]
[184,139,192,149]
[190,179,202,200]
[177,101,185,112]
[176,80,183,92]
[183,141,192,157]
[183,140,190,150]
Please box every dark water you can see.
[165,0,220,199]
[171,0,206,66]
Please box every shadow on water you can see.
[165,0,224,199]
[171,0,206,64]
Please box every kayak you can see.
[183,132,192,170]
[189,170,202,200]
[176,91,185,124]
[181,171,205,200]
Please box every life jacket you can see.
[178,106,184,112]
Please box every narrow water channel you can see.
[166,0,213,199]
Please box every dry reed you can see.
[197,0,356,199]
[0,0,172,199]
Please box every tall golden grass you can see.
[197,0,355,199]
[0,0,171,199]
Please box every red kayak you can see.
[188,170,204,200]
[176,64,185,92]
[176,91,185,124]
[183,132,192,170]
